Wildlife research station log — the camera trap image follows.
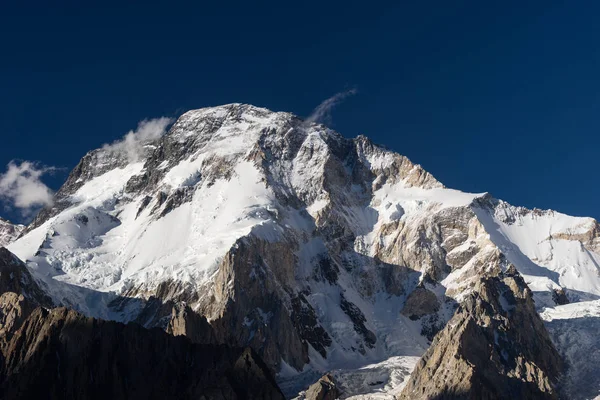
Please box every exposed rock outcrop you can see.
[201,236,309,372]
[166,302,219,344]
[550,219,600,253]
[0,247,52,346]
[401,286,440,320]
[0,248,51,305]
[399,266,563,400]
[552,288,569,306]
[304,374,340,400]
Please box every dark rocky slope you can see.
[0,248,284,400]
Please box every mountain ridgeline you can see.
[2,104,600,399]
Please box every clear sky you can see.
[1,1,598,223]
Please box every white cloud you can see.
[306,88,357,125]
[103,117,173,162]
[0,161,55,217]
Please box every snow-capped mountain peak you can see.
[6,104,600,398]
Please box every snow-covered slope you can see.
[7,104,600,398]
[473,198,600,307]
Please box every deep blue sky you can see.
[1,1,598,223]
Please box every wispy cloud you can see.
[103,117,173,162]
[306,88,357,125]
[0,161,55,218]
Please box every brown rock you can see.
[399,267,564,400]
[401,286,440,320]
[0,247,52,306]
[305,374,339,400]
[200,236,309,372]
[166,302,219,344]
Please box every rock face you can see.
[0,248,284,400]
[400,286,440,320]
[551,288,569,305]
[0,248,51,304]
[399,266,563,400]
[0,247,52,346]
[166,301,219,344]
[304,374,339,400]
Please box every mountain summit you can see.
[4,104,600,399]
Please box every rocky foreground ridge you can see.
[399,265,563,399]
[0,248,283,400]
[4,104,600,398]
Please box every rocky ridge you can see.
[0,247,284,399]
[399,266,563,399]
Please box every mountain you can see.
[5,104,600,398]
[0,218,24,247]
